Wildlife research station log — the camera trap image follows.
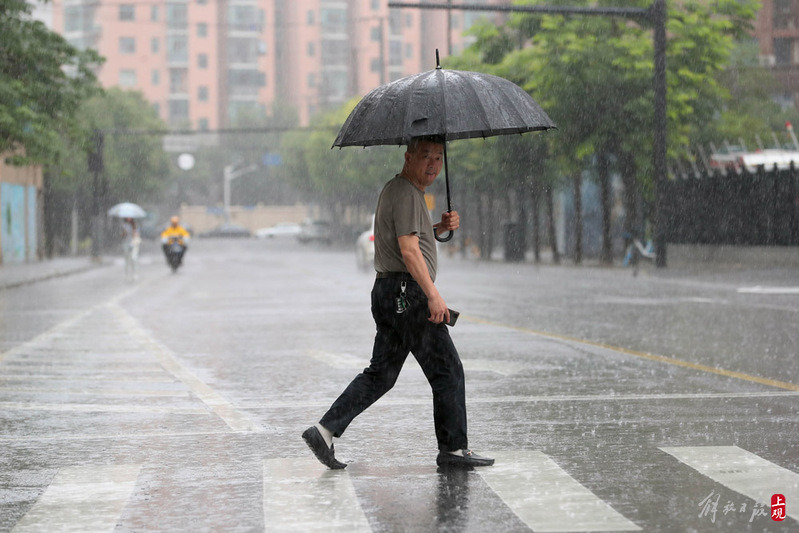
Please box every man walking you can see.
[303,135,493,469]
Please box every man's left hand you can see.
[439,211,460,232]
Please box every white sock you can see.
[315,423,334,448]
[447,449,464,456]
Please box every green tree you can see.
[278,100,398,229]
[0,0,102,165]
[45,89,171,253]
[451,0,758,264]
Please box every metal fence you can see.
[663,167,799,246]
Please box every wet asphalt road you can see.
[1,238,797,532]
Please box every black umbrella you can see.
[333,51,556,241]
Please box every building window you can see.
[308,42,315,56]
[119,5,135,21]
[405,43,412,59]
[229,38,257,63]
[151,38,159,53]
[198,118,209,131]
[405,14,412,28]
[167,36,188,63]
[119,37,136,54]
[64,6,82,32]
[119,69,137,87]
[774,38,793,65]
[229,5,260,31]
[307,10,315,25]
[389,40,402,66]
[197,23,207,37]
[152,70,160,85]
[198,53,208,68]
[308,73,316,88]
[151,5,158,21]
[321,8,346,33]
[371,27,380,41]
[169,69,188,94]
[371,0,380,10]
[321,39,347,65]
[153,102,160,116]
[197,0,207,4]
[370,58,381,72]
[168,100,190,122]
[198,86,208,101]
[228,69,265,96]
[322,71,348,101]
[166,3,188,30]
[389,10,401,35]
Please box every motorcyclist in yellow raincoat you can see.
[161,216,191,268]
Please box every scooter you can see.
[163,237,186,273]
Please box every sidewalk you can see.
[0,256,108,290]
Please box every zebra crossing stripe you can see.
[263,458,371,532]
[477,451,641,532]
[660,446,799,521]
[11,464,140,533]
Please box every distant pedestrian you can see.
[121,217,141,281]
[302,135,494,470]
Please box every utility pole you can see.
[223,164,257,221]
[88,130,104,261]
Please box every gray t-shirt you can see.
[374,174,437,282]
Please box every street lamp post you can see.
[223,164,257,221]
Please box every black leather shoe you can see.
[436,449,494,468]
[302,426,347,469]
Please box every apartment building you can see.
[755,0,799,107]
[45,0,509,129]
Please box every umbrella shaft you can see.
[443,142,452,212]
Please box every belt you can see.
[376,271,414,281]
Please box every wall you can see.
[178,204,316,234]
[0,155,43,264]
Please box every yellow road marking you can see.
[464,316,799,392]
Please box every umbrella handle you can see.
[434,228,454,242]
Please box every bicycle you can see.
[622,233,655,276]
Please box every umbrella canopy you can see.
[333,66,556,148]
[333,54,555,241]
[107,202,147,219]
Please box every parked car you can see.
[355,215,375,271]
[198,223,251,238]
[254,222,302,239]
[298,219,332,245]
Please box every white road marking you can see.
[737,286,799,294]
[110,304,263,433]
[11,464,141,533]
[660,446,799,521]
[0,402,209,415]
[308,350,368,370]
[263,457,371,532]
[477,451,641,532]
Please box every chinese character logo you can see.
[772,494,786,522]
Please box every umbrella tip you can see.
[436,49,441,69]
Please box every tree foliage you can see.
[0,0,102,165]
[52,88,171,204]
[277,100,401,215]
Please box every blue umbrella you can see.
[107,202,147,219]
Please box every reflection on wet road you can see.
[1,239,796,532]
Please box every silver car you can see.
[355,215,375,271]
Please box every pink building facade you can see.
[48,0,512,128]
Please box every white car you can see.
[254,222,302,239]
[356,215,375,270]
